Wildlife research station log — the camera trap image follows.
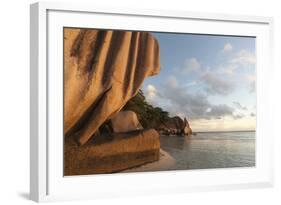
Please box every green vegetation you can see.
[122,90,170,129]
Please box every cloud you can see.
[233,114,245,120]
[178,58,237,96]
[145,84,161,104]
[231,49,256,66]
[201,71,235,95]
[158,79,235,120]
[223,43,233,52]
[147,84,157,97]
[233,101,247,110]
[250,113,256,117]
[249,82,255,93]
[207,104,234,119]
[181,58,201,74]
[184,81,198,88]
[247,74,256,82]
[218,65,238,76]
[143,76,247,122]
[246,74,256,93]
[167,75,179,88]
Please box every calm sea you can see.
[160,131,255,170]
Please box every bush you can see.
[122,90,170,129]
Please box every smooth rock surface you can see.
[64,28,160,145]
[64,129,160,175]
[110,110,143,133]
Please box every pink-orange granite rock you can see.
[63,28,160,145]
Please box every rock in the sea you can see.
[64,129,160,175]
[183,117,192,136]
[110,110,143,133]
[158,116,192,136]
[64,28,160,145]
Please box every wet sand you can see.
[122,149,176,173]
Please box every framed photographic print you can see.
[30,2,274,202]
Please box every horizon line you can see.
[194,130,256,133]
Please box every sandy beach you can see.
[122,148,176,173]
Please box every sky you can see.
[142,32,256,132]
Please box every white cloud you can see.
[233,114,245,119]
[247,74,256,82]
[176,57,237,96]
[207,104,234,119]
[184,81,198,88]
[218,65,238,76]
[201,71,235,95]
[233,101,247,110]
[147,84,157,97]
[146,84,159,104]
[231,49,256,66]
[223,43,233,52]
[249,82,255,93]
[246,74,256,93]
[142,77,246,122]
[154,79,235,120]
[181,57,201,74]
[167,75,179,88]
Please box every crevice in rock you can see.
[65,85,113,141]
[70,29,87,57]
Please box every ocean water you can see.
[160,131,255,170]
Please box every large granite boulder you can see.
[64,28,160,145]
[63,28,161,175]
[110,110,143,133]
[64,129,160,175]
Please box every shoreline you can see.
[195,130,256,134]
[121,148,176,173]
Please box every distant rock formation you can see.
[158,116,192,136]
[64,28,160,145]
[183,118,192,136]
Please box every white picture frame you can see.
[30,2,274,202]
